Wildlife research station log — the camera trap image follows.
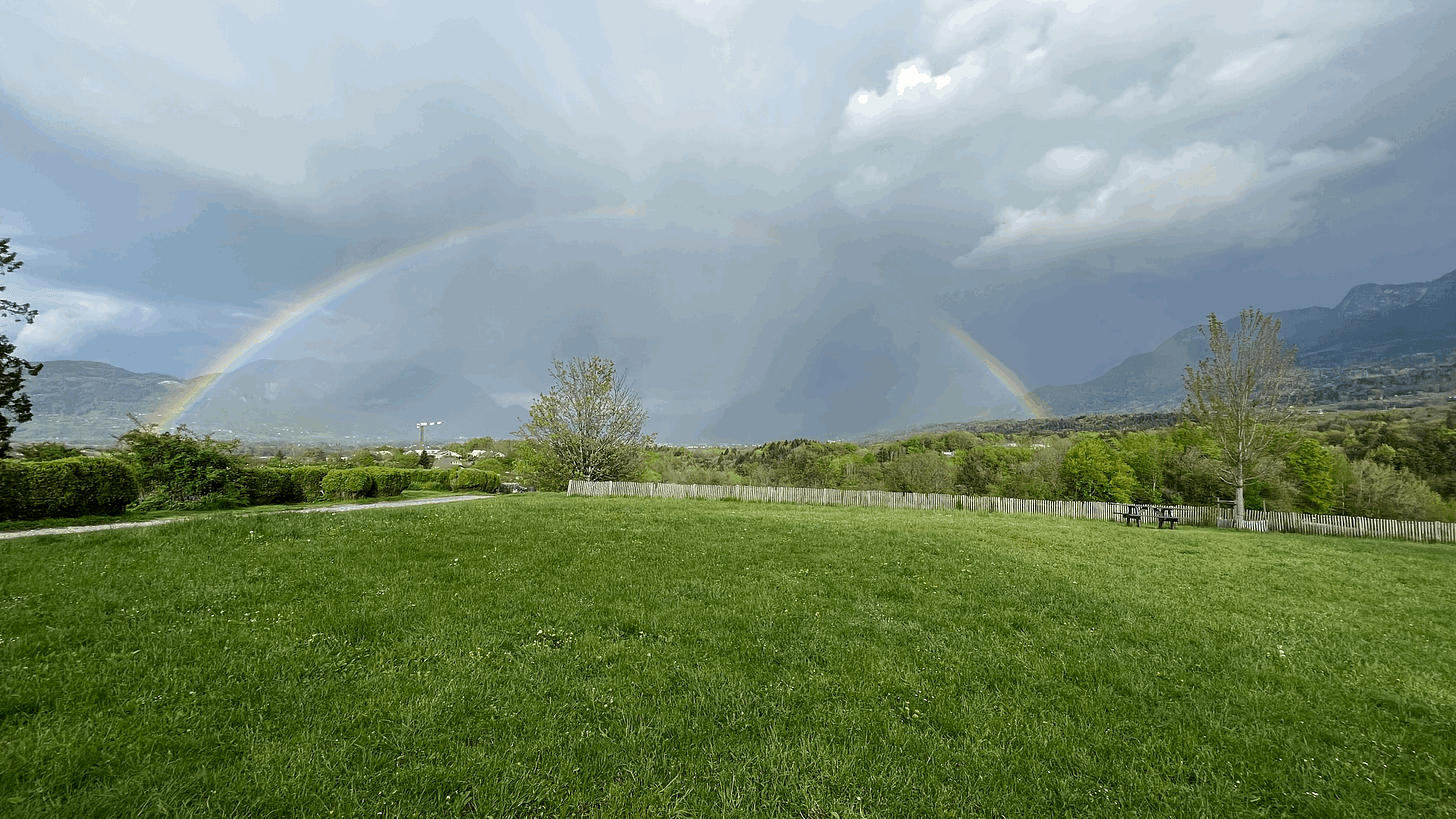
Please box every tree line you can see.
[635,410,1455,522]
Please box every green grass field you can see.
[2,495,1453,817]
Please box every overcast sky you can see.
[3,0,1455,441]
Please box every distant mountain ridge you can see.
[12,360,202,442]
[1032,268,1456,416]
[14,357,528,445]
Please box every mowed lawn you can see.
[2,495,1453,818]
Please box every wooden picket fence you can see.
[566,480,1456,545]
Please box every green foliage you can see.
[954,448,993,495]
[0,230,41,456]
[1336,459,1446,521]
[1411,411,1456,499]
[1060,436,1136,502]
[16,442,87,461]
[0,459,20,517]
[1113,432,1176,503]
[450,468,502,493]
[365,467,411,497]
[997,441,1068,500]
[408,470,452,491]
[462,436,495,454]
[385,451,423,469]
[884,451,955,494]
[0,456,138,520]
[240,467,303,506]
[1284,439,1335,513]
[516,356,655,488]
[118,422,249,511]
[347,450,377,468]
[288,465,329,501]
[321,468,376,500]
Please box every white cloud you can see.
[7,281,163,359]
[839,0,1406,142]
[1025,147,1108,187]
[957,138,1392,268]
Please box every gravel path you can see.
[0,494,497,541]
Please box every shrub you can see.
[0,457,139,520]
[366,467,411,498]
[451,468,501,493]
[321,468,376,500]
[408,470,451,491]
[118,422,248,510]
[289,466,329,501]
[241,467,302,506]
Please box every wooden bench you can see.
[1121,505,1145,527]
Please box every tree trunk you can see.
[1234,482,1245,524]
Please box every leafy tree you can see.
[1115,431,1176,503]
[1284,438,1335,513]
[886,451,954,494]
[1060,436,1136,502]
[1410,410,1456,499]
[1181,309,1307,522]
[954,448,993,495]
[462,436,496,454]
[515,356,654,490]
[0,229,41,456]
[1000,439,1068,500]
[347,450,377,468]
[386,450,423,469]
[1337,458,1446,522]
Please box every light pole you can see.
[417,420,443,452]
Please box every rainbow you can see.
[152,206,639,429]
[932,318,1047,418]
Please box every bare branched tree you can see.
[1182,309,1308,523]
[516,356,655,489]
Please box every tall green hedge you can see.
[408,470,452,491]
[0,461,24,519]
[321,469,375,500]
[289,466,330,501]
[0,457,139,521]
[365,467,411,498]
[240,466,303,506]
[451,468,502,493]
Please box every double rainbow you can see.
[151,208,1045,429]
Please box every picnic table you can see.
[1122,504,1180,529]
[1152,505,1179,529]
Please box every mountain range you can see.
[1031,268,1456,416]
[12,358,527,446]
[12,268,1456,445]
